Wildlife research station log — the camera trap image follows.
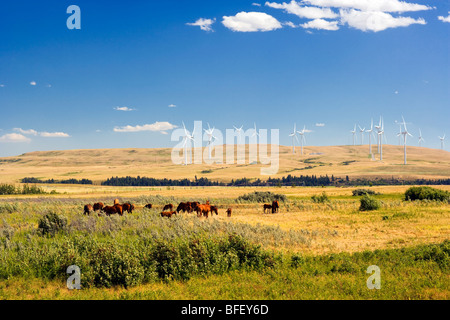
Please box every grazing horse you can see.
[93,202,104,212]
[102,205,119,216]
[272,200,280,214]
[84,204,93,216]
[161,211,176,218]
[163,204,174,211]
[122,203,135,214]
[195,204,211,218]
[114,204,123,216]
[210,206,219,215]
[263,204,272,214]
[176,202,191,213]
[144,204,153,209]
[226,208,232,217]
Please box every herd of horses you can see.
[83,199,280,218]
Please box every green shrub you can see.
[37,212,68,237]
[311,192,329,203]
[359,194,381,211]
[0,203,19,214]
[405,186,450,202]
[352,189,378,196]
[236,191,287,203]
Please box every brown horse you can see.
[195,204,211,218]
[161,211,176,218]
[226,208,232,217]
[93,202,104,212]
[122,203,135,214]
[176,202,192,213]
[102,205,119,216]
[263,204,272,214]
[210,205,219,215]
[84,204,93,216]
[144,204,153,209]
[114,199,120,205]
[272,200,280,214]
[163,204,174,211]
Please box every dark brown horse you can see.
[272,200,280,214]
[84,204,93,216]
[263,204,272,214]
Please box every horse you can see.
[84,204,93,216]
[263,204,272,214]
[272,200,280,214]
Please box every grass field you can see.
[0,184,449,300]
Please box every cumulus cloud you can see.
[186,18,216,32]
[340,9,426,32]
[14,128,38,136]
[0,133,31,143]
[303,0,433,13]
[114,121,178,134]
[114,106,135,112]
[265,1,338,19]
[438,12,450,23]
[222,11,282,32]
[13,128,70,138]
[39,132,70,138]
[300,18,339,30]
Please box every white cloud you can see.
[438,12,450,23]
[303,0,433,13]
[14,128,38,136]
[283,21,299,28]
[340,9,426,32]
[186,18,216,32]
[114,106,135,112]
[315,123,326,127]
[30,81,36,86]
[39,132,70,138]
[114,121,178,134]
[252,3,262,6]
[265,1,338,19]
[13,128,70,138]
[0,133,31,143]
[300,18,339,30]
[168,104,177,108]
[222,11,283,32]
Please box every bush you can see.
[405,186,450,202]
[311,192,329,203]
[236,191,287,203]
[359,194,381,211]
[352,189,378,196]
[37,212,68,237]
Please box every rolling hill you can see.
[0,145,449,184]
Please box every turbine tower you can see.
[375,116,383,153]
[351,124,357,146]
[204,123,217,160]
[297,126,309,156]
[377,118,384,161]
[289,123,300,154]
[418,129,424,147]
[366,119,374,154]
[358,125,365,145]
[181,122,194,166]
[397,116,412,165]
[233,125,243,144]
[439,134,446,150]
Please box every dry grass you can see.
[0,145,449,184]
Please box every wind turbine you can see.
[366,119,374,154]
[439,134,446,150]
[204,123,217,160]
[374,116,383,153]
[351,124,357,146]
[377,118,384,161]
[297,125,309,155]
[233,125,243,144]
[397,116,412,165]
[251,123,259,140]
[289,123,300,154]
[181,122,194,165]
[418,129,424,147]
[358,125,365,145]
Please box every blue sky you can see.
[0,0,449,156]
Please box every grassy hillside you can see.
[0,145,449,184]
